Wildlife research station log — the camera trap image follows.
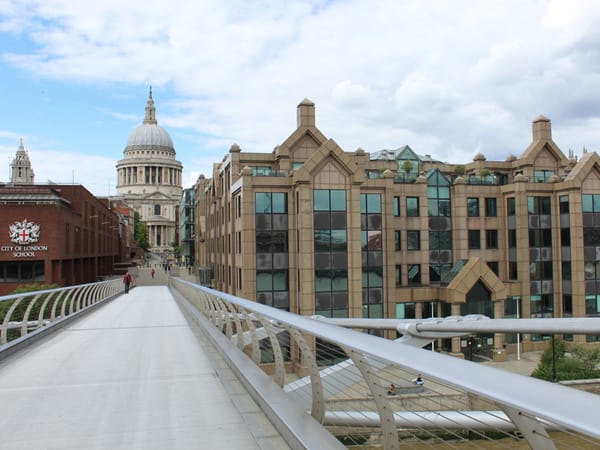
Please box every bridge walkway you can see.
[0,285,289,450]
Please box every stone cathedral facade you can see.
[115,88,183,254]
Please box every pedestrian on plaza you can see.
[151,268,155,279]
[413,374,424,385]
[123,271,132,294]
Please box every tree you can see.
[401,159,414,174]
[134,211,149,251]
[453,164,466,175]
[531,338,600,381]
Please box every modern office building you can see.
[179,188,195,267]
[194,99,600,361]
[115,87,183,254]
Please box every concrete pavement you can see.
[0,286,289,450]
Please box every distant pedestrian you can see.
[151,268,155,279]
[123,271,132,294]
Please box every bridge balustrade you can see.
[169,277,600,450]
[0,278,123,353]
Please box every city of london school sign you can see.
[1,219,48,257]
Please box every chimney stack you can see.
[297,98,315,128]
[532,115,551,141]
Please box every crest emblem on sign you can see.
[9,219,41,244]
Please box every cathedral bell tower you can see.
[11,139,35,185]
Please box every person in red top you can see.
[123,271,132,294]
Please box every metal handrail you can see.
[170,276,600,450]
[0,278,123,346]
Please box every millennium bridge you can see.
[1,267,599,449]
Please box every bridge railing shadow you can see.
[169,277,600,450]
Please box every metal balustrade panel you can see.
[170,277,600,449]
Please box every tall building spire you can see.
[11,139,35,184]
[143,85,157,124]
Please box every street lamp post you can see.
[551,335,557,382]
[515,296,520,361]
[431,301,436,352]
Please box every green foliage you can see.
[134,211,149,251]
[479,168,491,177]
[11,283,58,294]
[401,159,414,173]
[453,164,466,175]
[0,283,62,343]
[532,338,600,381]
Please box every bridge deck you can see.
[0,286,288,449]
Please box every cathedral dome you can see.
[124,87,174,151]
[126,123,173,149]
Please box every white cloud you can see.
[1,0,600,193]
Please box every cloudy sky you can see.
[0,0,599,196]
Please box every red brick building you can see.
[0,184,126,295]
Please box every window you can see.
[235,195,242,217]
[534,170,555,183]
[406,197,419,216]
[530,261,553,280]
[393,196,400,217]
[154,204,160,215]
[509,262,518,280]
[487,261,499,275]
[0,261,44,283]
[314,189,346,211]
[560,228,570,247]
[467,198,479,217]
[251,166,272,176]
[361,193,383,320]
[531,294,553,317]
[527,196,551,215]
[395,264,402,287]
[468,230,481,249]
[394,230,401,251]
[485,198,497,217]
[582,193,600,213]
[408,264,421,285]
[360,193,382,214]
[314,229,347,252]
[255,192,289,310]
[562,261,571,280]
[427,171,451,217]
[407,230,420,250]
[559,195,569,214]
[486,229,498,249]
[315,189,348,318]
[563,294,572,317]
[508,229,517,248]
[507,197,516,216]
[529,228,552,248]
[256,192,287,214]
[395,302,416,319]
